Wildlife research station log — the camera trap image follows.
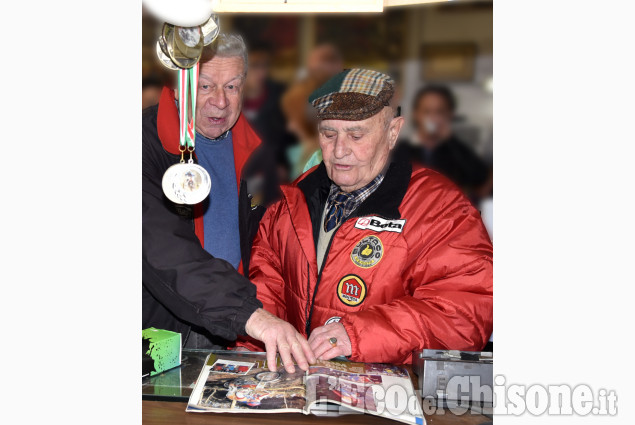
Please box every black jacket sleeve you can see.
[142,108,262,341]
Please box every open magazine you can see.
[186,351,425,425]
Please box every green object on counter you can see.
[142,328,181,377]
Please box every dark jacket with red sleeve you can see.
[242,151,493,363]
[142,87,279,348]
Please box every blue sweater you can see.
[195,131,241,270]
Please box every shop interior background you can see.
[142,1,493,236]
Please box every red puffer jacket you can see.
[241,156,493,364]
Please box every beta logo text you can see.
[355,216,406,233]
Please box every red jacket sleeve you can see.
[234,201,289,351]
[340,201,493,364]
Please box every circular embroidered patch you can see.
[324,316,341,325]
[350,235,383,268]
[336,275,367,307]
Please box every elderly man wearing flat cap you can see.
[238,69,493,364]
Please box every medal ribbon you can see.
[177,63,200,161]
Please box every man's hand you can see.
[308,322,352,360]
[245,308,316,373]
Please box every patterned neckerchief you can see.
[323,173,385,232]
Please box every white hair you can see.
[203,33,248,75]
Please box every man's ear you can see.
[388,116,405,149]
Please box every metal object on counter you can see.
[413,349,493,408]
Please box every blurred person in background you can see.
[243,41,295,181]
[306,43,344,86]
[399,85,490,203]
[142,76,164,109]
[282,79,322,180]
[276,43,343,181]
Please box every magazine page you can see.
[305,359,425,425]
[186,351,307,413]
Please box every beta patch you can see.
[354,216,406,233]
[337,275,367,307]
[351,235,383,268]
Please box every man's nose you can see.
[333,135,350,158]
[207,87,228,109]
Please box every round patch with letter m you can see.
[336,274,367,306]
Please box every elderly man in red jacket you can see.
[240,69,492,364]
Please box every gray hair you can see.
[202,33,248,75]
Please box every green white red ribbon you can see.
[177,63,200,150]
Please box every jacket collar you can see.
[280,184,319,275]
[355,149,412,219]
[297,148,412,220]
[293,149,411,255]
[156,87,181,155]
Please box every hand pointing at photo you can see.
[245,308,316,373]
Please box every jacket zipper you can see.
[303,211,397,335]
[304,261,310,327]
[304,222,345,335]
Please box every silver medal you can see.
[201,14,220,46]
[174,25,203,60]
[156,40,178,70]
[162,162,211,205]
